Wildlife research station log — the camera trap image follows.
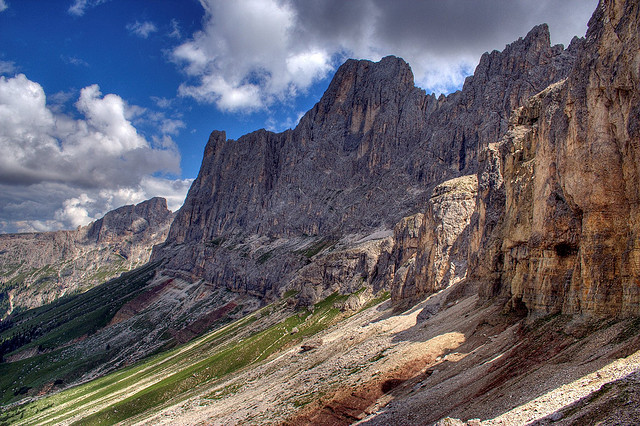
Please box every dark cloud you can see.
[372,0,597,54]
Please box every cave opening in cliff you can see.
[554,242,577,258]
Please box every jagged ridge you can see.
[153,24,577,304]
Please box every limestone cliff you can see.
[397,175,478,304]
[6,2,640,414]
[153,25,576,302]
[471,0,640,318]
[0,197,174,316]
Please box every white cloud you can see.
[173,0,598,112]
[68,0,87,15]
[138,176,193,211]
[172,0,333,112]
[151,96,173,109]
[0,74,188,232]
[54,193,95,228]
[127,21,158,39]
[285,51,333,91]
[160,118,186,136]
[0,0,8,13]
[168,19,181,39]
[62,55,89,67]
[0,60,16,75]
[178,75,263,111]
[68,0,109,16]
[73,84,149,154]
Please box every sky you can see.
[0,0,598,234]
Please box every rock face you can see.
[292,234,393,306]
[5,2,640,415]
[151,0,637,321]
[153,25,576,303]
[471,0,640,318]
[403,175,478,302]
[377,175,478,306]
[0,197,174,316]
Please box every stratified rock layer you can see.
[154,25,577,303]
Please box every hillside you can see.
[3,282,640,425]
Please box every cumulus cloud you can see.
[0,0,8,13]
[55,193,95,228]
[68,0,109,16]
[172,0,334,111]
[127,21,158,39]
[0,74,190,233]
[173,0,597,111]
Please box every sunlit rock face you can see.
[472,0,640,318]
[383,175,478,305]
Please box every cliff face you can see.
[152,0,639,321]
[6,2,640,415]
[161,56,427,245]
[0,197,174,316]
[471,0,640,318]
[153,25,576,302]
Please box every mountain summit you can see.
[0,197,173,316]
[152,23,578,306]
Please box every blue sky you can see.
[0,0,597,233]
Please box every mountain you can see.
[0,197,173,317]
[2,0,640,424]
[152,22,578,305]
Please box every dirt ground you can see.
[132,282,640,426]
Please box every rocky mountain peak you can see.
[0,197,174,316]
[202,130,227,160]
[155,21,580,302]
[308,55,416,121]
[86,197,172,244]
[6,3,640,423]
[460,22,577,122]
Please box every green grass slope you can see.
[0,261,160,404]
[0,290,387,425]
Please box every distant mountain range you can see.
[0,197,173,317]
